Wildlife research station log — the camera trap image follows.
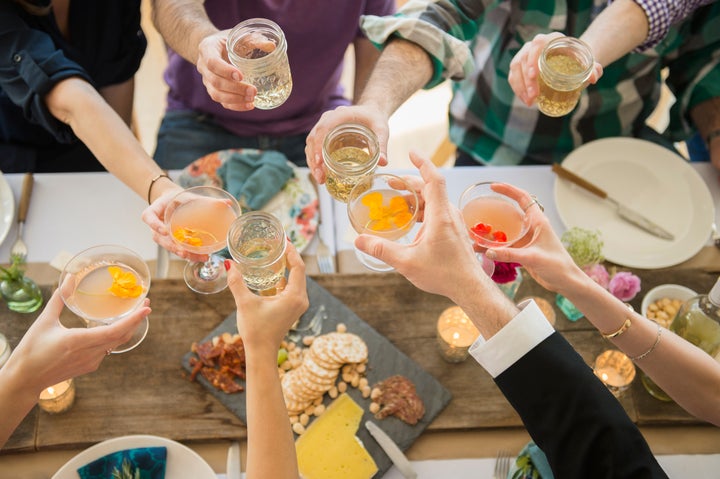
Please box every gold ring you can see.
[523,196,544,212]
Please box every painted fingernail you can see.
[485,250,497,260]
[224,259,232,271]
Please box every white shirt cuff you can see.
[468,299,555,378]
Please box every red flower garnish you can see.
[471,222,492,236]
[492,231,507,242]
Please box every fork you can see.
[493,450,512,479]
[10,173,33,263]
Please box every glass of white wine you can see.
[59,244,150,354]
[227,211,287,294]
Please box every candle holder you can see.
[593,350,636,398]
[436,306,480,363]
[0,332,11,368]
[517,296,556,326]
[38,378,76,414]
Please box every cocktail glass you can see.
[458,182,530,277]
[165,186,242,294]
[59,244,151,354]
[227,211,287,294]
[347,174,419,272]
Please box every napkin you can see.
[216,149,293,211]
[508,441,554,479]
[77,446,167,479]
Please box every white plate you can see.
[0,171,14,246]
[554,138,714,269]
[52,435,216,479]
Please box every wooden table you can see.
[3,270,719,460]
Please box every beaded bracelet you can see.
[601,318,632,340]
[629,325,662,361]
[147,173,170,204]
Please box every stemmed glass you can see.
[59,245,151,354]
[165,186,242,294]
[458,182,530,277]
[347,173,419,272]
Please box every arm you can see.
[485,184,720,426]
[580,0,649,66]
[351,37,382,103]
[151,0,255,111]
[355,153,665,477]
[0,291,150,448]
[226,244,308,479]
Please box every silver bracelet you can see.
[629,324,662,361]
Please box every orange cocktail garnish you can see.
[107,266,143,298]
[172,227,217,247]
[361,192,413,232]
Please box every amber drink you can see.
[323,123,380,202]
[537,37,593,117]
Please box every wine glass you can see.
[59,244,151,354]
[165,186,242,294]
[458,182,530,277]
[347,173,419,272]
[227,211,287,294]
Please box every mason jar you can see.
[322,123,380,202]
[227,18,292,110]
[536,37,594,117]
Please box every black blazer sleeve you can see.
[495,332,668,479]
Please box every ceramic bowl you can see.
[640,284,697,328]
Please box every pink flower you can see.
[608,271,642,301]
[583,263,610,289]
[492,262,521,284]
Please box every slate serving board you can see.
[181,277,452,478]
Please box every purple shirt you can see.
[164,0,395,137]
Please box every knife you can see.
[226,441,241,479]
[364,421,417,479]
[552,163,675,240]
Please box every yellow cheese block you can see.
[296,393,378,479]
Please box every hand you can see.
[4,289,151,396]
[197,30,257,111]
[142,185,208,262]
[227,242,309,356]
[354,152,486,304]
[484,183,583,294]
[508,32,603,106]
[305,105,390,184]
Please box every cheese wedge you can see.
[295,393,378,479]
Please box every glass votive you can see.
[436,306,480,363]
[0,332,11,368]
[38,378,76,414]
[227,211,287,294]
[536,37,593,117]
[322,123,380,203]
[593,350,636,398]
[226,18,292,110]
[518,296,556,326]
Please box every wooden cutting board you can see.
[2,269,715,455]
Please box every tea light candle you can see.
[38,379,76,414]
[593,350,636,397]
[436,306,480,363]
[0,333,11,368]
[517,296,556,326]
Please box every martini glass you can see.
[347,174,419,272]
[458,182,530,277]
[165,186,242,294]
[59,245,150,354]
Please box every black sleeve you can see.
[495,332,668,479]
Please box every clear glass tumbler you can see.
[537,37,594,117]
[227,18,292,110]
[322,123,380,203]
[227,211,287,294]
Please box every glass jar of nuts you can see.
[322,123,380,202]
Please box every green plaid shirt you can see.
[361,0,720,165]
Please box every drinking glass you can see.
[537,37,594,117]
[347,174,419,272]
[59,245,150,354]
[458,182,530,277]
[227,211,287,294]
[165,186,242,294]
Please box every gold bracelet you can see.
[629,325,662,361]
[601,318,632,339]
[147,173,170,204]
